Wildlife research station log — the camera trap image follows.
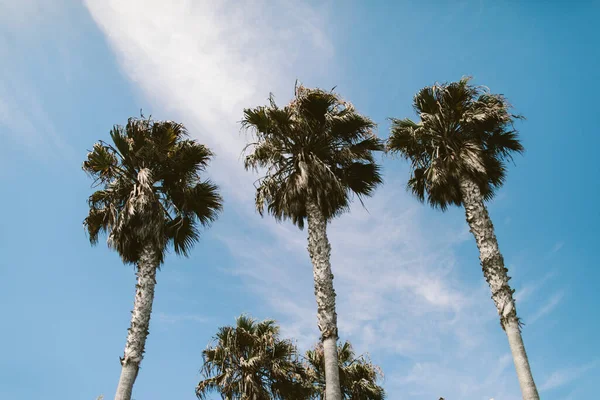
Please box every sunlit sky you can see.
[1,1,599,399]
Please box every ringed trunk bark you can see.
[114,245,159,400]
[459,177,539,400]
[306,200,342,400]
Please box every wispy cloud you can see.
[84,0,333,199]
[0,82,72,158]
[551,241,565,254]
[222,181,473,342]
[388,352,517,400]
[0,0,67,30]
[0,0,76,160]
[540,360,598,391]
[528,290,565,324]
[155,312,208,325]
[219,180,525,399]
[514,270,557,304]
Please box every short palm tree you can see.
[305,340,385,399]
[196,314,310,399]
[386,77,539,399]
[242,84,384,400]
[83,116,222,400]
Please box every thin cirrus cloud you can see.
[551,241,565,253]
[0,82,71,157]
[154,312,208,325]
[539,360,598,391]
[514,270,557,304]
[218,178,524,399]
[528,290,565,324]
[0,0,78,161]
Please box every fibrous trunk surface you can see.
[114,245,159,400]
[306,200,342,400]
[460,177,539,400]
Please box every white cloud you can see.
[514,270,557,304]
[0,0,77,160]
[551,241,565,253]
[540,360,598,391]
[0,0,68,31]
[387,352,518,400]
[529,290,565,324]
[218,180,528,399]
[155,312,208,325]
[0,81,73,159]
[84,0,333,199]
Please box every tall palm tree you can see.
[304,340,385,399]
[241,84,384,400]
[386,77,539,399]
[83,115,222,400]
[196,314,311,399]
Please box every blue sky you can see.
[1,0,598,399]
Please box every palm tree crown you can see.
[305,341,385,400]
[83,115,222,264]
[242,84,384,228]
[197,315,310,400]
[386,77,523,210]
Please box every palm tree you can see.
[304,340,385,399]
[241,84,384,400]
[196,314,311,399]
[83,115,222,400]
[386,77,539,399]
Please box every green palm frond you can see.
[165,215,199,257]
[197,315,308,400]
[83,207,112,245]
[83,143,120,183]
[82,115,223,265]
[387,77,523,209]
[242,84,383,229]
[304,340,385,399]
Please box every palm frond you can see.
[242,84,383,228]
[82,116,222,266]
[387,78,523,209]
[197,315,306,400]
[83,143,119,183]
[83,207,111,245]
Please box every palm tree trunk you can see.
[114,244,159,400]
[459,177,539,400]
[306,200,342,400]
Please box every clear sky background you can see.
[1,1,599,399]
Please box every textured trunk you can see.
[114,244,159,400]
[306,200,342,400]
[459,177,539,400]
